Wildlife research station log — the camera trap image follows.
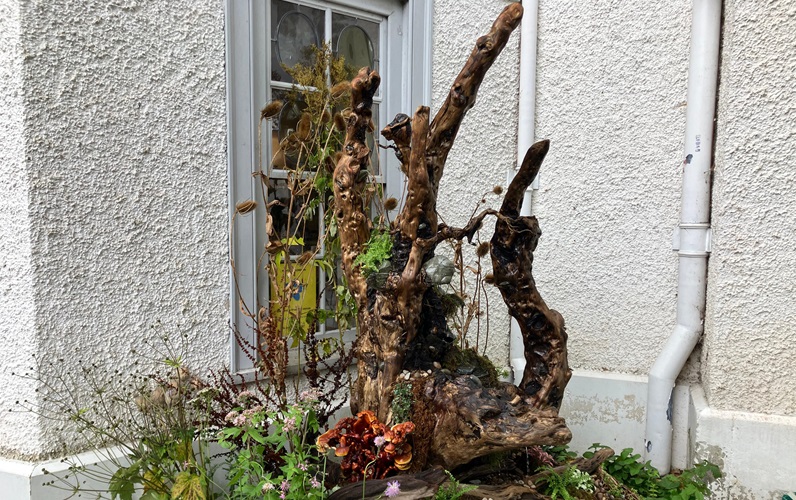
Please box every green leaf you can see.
[170,472,207,500]
[109,467,136,500]
[140,491,169,500]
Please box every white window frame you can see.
[224,0,432,374]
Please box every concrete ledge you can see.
[561,369,796,499]
[0,446,131,500]
[690,386,796,500]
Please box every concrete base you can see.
[560,369,796,500]
[0,447,130,500]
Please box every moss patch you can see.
[442,345,500,388]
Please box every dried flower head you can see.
[384,197,398,211]
[493,185,504,195]
[476,242,491,258]
[331,81,351,98]
[333,112,346,132]
[261,100,284,120]
[235,200,257,215]
[321,109,332,123]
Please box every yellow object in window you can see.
[270,257,317,343]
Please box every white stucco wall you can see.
[3,0,230,458]
[703,0,796,415]
[0,0,44,459]
[432,0,520,369]
[533,1,691,377]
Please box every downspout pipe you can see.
[510,0,539,380]
[644,0,721,474]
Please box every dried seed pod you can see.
[333,112,346,131]
[260,100,283,120]
[492,185,504,195]
[321,109,332,123]
[384,197,398,211]
[235,200,257,214]
[296,112,312,141]
[476,242,491,258]
[330,81,351,98]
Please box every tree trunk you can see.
[332,2,572,469]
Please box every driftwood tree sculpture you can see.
[332,3,572,471]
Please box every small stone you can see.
[403,372,411,380]
[510,395,521,405]
[426,369,432,375]
[433,361,441,369]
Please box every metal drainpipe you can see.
[644,0,721,474]
[509,0,540,381]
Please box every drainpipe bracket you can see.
[672,223,711,255]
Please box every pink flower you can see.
[236,390,253,403]
[374,435,386,447]
[224,411,238,423]
[310,476,321,488]
[281,479,289,492]
[233,414,247,427]
[297,462,308,471]
[384,480,401,497]
[282,416,296,432]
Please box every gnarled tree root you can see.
[425,375,571,469]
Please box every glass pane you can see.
[333,13,380,81]
[323,263,341,330]
[271,1,325,84]
[267,178,320,255]
[370,103,380,176]
[269,89,309,171]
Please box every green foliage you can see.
[542,466,594,500]
[218,400,327,499]
[543,444,578,464]
[391,382,413,424]
[23,333,225,499]
[585,445,721,500]
[597,446,662,497]
[434,470,477,500]
[354,231,393,275]
[647,461,722,500]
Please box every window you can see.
[225,0,432,373]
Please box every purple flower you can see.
[374,435,386,447]
[297,462,308,471]
[310,476,321,488]
[384,480,401,497]
[281,479,289,492]
[282,416,296,433]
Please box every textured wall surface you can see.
[0,0,44,459]
[703,0,796,415]
[432,0,520,369]
[7,0,230,458]
[534,1,690,375]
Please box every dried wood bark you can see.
[490,140,571,408]
[332,2,573,470]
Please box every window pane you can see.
[369,103,380,176]
[271,1,325,84]
[268,178,320,255]
[333,13,380,81]
[269,89,310,171]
